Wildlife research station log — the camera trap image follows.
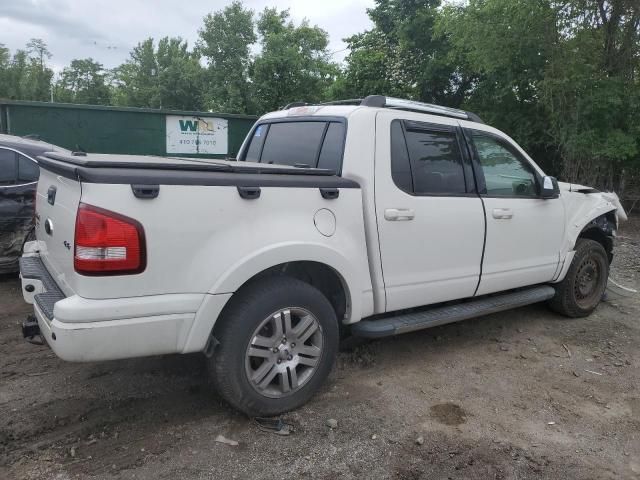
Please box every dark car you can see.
[0,134,69,273]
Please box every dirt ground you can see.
[1,218,639,480]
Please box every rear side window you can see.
[0,149,17,186]
[244,121,345,172]
[18,155,39,183]
[391,120,466,195]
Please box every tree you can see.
[56,58,110,105]
[25,38,54,101]
[198,1,256,113]
[542,0,640,190]
[4,50,29,100]
[0,44,10,98]
[438,0,558,166]
[113,37,204,110]
[112,38,159,107]
[155,37,205,111]
[251,8,338,113]
[334,29,405,100]
[338,0,469,105]
[0,40,54,102]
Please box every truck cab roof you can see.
[261,95,485,123]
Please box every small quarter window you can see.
[390,120,413,193]
[317,122,345,172]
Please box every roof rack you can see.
[320,99,363,106]
[283,95,483,123]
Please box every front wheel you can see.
[208,276,339,416]
[548,238,609,318]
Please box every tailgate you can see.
[35,166,81,296]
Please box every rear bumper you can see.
[31,302,197,361]
[19,251,230,362]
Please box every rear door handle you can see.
[384,208,415,221]
[492,208,513,219]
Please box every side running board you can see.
[351,285,556,339]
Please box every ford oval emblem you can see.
[44,218,54,236]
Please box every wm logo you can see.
[179,120,198,132]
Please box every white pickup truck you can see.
[20,96,624,416]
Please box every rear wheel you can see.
[208,276,339,416]
[549,238,609,318]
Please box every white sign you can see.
[166,115,228,155]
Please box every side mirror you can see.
[540,176,560,199]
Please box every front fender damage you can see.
[553,184,628,284]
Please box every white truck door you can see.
[465,129,565,295]
[374,111,485,313]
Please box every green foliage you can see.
[341,0,640,191]
[437,0,557,161]
[0,2,638,193]
[155,37,204,111]
[0,39,54,101]
[250,8,338,112]
[25,38,54,101]
[56,58,110,105]
[198,1,256,113]
[112,37,204,110]
[111,39,158,107]
[340,0,469,104]
[541,0,640,187]
[197,2,337,114]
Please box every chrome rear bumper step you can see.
[351,285,556,338]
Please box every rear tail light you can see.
[74,203,146,275]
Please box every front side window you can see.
[391,120,466,195]
[0,149,17,186]
[18,155,39,183]
[472,132,538,197]
[243,121,345,172]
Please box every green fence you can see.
[0,100,257,159]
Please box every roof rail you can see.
[362,95,480,121]
[283,102,309,109]
[319,99,363,106]
[284,99,362,109]
[283,95,483,123]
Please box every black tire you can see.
[208,276,339,416]
[548,238,609,318]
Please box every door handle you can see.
[492,208,513,219]
[384,208,415,221]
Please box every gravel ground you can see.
[1,217,638,480]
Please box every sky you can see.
[0,0,375,73]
